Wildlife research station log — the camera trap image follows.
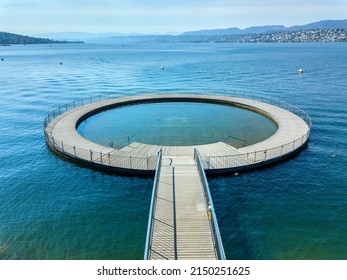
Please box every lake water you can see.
[77,102,277,147]
[0,42,346,259]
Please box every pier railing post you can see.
[90,149,93,162]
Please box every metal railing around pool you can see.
[43,94,117,129]
[43,91,312,130]
[200,129,310,171]
[43,91,311,172]
[44,130,158,171]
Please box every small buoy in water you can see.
[298,69,303,74]
[1,58,4,61]
[59,62,63,65]
[234,172,239,176]
[160,66,165,70]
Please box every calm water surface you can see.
[0,43,346,259]
[78,102,277,147]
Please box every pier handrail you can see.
[144,149,163,260]
[228,135,247,147]
[224,135,247,147]
[44,130,157,171]
[200,128,311,170]
[109,135,133,149]
[194,149,226,260]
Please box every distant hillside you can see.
[0,32,83,44]
[33,19,347,43]
[35,32,126,41]
[183,25,286,36]
[288,20,347,31]
[182,19,347,36]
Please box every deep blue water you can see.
[0,43,346,259]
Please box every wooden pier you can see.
[43,93,311,260]
[147,156,218,259]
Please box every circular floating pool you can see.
[77,102,278,147]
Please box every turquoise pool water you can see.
[77,102,277,147]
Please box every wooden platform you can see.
[148,156,217,260]
[44,93,311,174]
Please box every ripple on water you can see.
[1,43,347,259]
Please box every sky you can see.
[0,0,346,35]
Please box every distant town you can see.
[1,19,346,45]
[185,29,347,43]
